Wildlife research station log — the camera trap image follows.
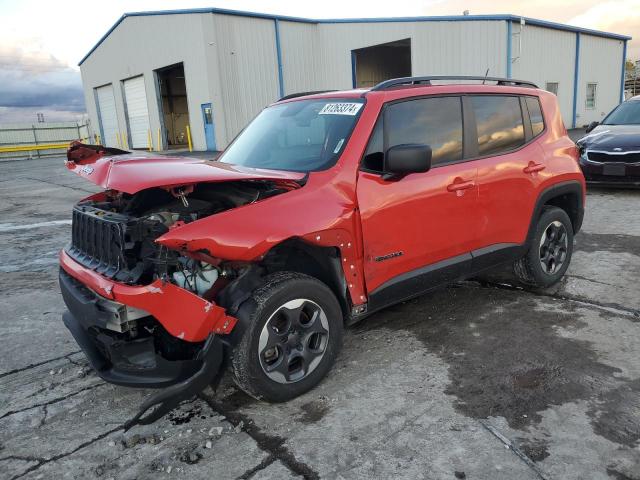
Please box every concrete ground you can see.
[1,155,639,480]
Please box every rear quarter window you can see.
[471,96,525,156]
[525,96,545,137]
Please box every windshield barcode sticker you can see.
[319,103,363,116]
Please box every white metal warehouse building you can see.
[79,8,631,152]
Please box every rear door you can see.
[123,76,151,149]
[471,95,547,261]
[356,95,480,304]
[95,84,119,148]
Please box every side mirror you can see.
[383,144,432,180]
[585,121,599,133]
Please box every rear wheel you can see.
[514,206,573,288]
[230,272,343,402]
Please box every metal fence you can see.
[0,122,91,160]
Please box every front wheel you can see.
[513,206,574,288]
[230,272,343,402]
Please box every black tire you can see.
[514,206,574,288]
[230,271,343,402]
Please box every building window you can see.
[545,82,559,95]
[586,83,597,109]
[471,96,525,156]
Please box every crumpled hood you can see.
[65,143,305,194]
[577,124,640,152]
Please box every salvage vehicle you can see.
[60,76,585,428]
[577,95,640,186]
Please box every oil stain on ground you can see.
[297,400,330,424]
[361,284,622,430]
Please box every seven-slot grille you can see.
[68,205,128,279]
[587,151,640,164]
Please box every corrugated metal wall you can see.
[306,21,506,89]
[80,13,215,151]
[278,21,321,94]
[511,24,576,127]
[577,35,624,126]
[213,14,280,144]
[80,12,626,150]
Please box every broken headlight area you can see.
[66,180,283,287]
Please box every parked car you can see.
[60,76,585,428]
[577,95,640,186]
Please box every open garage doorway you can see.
[352,39,411,88]
[156,63,190,149]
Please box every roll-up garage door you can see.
[123,76,151,149]
[96,84,119,148]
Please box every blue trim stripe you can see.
[572,33,581,129]
[274,19,284,98]
[78,9,632,65]
[620,40,628,103]
[506,21,512,78]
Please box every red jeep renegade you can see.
[60,76,585,427]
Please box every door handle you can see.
[447,179,475,192]
[523,161,546,174]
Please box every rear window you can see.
[525,97,545,137]
[471,96,525,156]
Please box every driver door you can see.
[356,96,480,305]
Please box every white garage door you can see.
[96,84,119,148]
[123,76,151,149]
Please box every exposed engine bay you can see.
[66,180,289,299]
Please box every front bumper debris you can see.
[59,249,237,428]
[60,249,237,341]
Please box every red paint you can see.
[65,142,305,194]
[60,250,236,341]
[63,83,583,341]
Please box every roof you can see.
[78,7,632,66]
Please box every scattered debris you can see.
[234,421,244,433]
[205,440,212,449]
[454,471,466,479]
[179,450,202,465]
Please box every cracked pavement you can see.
[1,156,639,479]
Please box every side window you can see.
[386,97,463,166]
[471,96,525,156]
[525,97,545,137]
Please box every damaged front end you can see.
[60,143,305,428]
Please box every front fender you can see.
[155,173,367,305]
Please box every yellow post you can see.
[121,132,128,150]
[97,133,101,145]
[157,128,161,151]
[147,130,153,152]
[186,125,193,152]
[116,133,121,148]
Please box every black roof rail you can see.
[370,76,538,91]
[278,90,338,101]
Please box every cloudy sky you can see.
[1,0,639,124]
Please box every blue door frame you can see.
[201,103,216,151]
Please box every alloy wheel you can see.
[258,299,330,384]
[539,220,568,275]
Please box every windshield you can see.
[603,101,640,125]
[218,98,364,172]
